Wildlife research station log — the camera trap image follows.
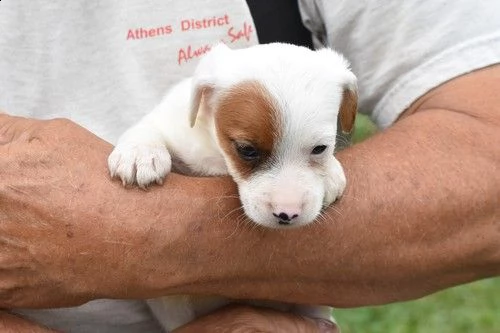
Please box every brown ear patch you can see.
[339,88,358,134]
[215,80,281,179]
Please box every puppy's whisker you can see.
[327,205,343,218]
[212,195,242,208]
[219,205,245,221]
[224,222,243,240]
[306,215,327,232]
[316,212,328,225]
[222,212,253,240]
[335,133,352,143]
[236,212,249,223]
[304,220,318,231]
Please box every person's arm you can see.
[172,305,338,333]
[123,64,500,306]
[0,65,499,310]
[0,312,59,333]
[163,64,500,307]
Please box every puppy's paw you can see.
[108,144,172,188]
[323,158,347,206]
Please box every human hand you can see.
[0,114,164,308]
[173,305,338,333]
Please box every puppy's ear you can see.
[189,85,214,128]
[335,55,358,135]
[339,84,358,134]
[189,43,232,127]
[315,48,358,134]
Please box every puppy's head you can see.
[191,43,357,228]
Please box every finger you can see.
[173,305,339,333]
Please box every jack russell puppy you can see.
[108,42,357,332]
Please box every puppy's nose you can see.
[273,212,299,225]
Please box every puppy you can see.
[108,42,357,331]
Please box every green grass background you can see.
[339,115,500,333]
[334,278,500,333]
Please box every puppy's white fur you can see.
[108,43,356,332]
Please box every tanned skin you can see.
[0,65,499,331]
[0,312,59,333]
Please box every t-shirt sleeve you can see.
[298,0,500,128]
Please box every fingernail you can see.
[315,319,339,333]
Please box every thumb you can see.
[173,304,339,333]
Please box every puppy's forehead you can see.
[214,80,281,179]
[216,80,280,147]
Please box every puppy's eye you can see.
[311,145,327,155]
[235,143,260,161]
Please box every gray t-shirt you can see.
[299,0,500,127]
[0,1,257,332]
[0,0,258,144]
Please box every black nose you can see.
[273,212,299,223]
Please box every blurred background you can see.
[334,277,500,333]
[336,116,500,333]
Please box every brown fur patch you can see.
[339,89,358,134]
[215,80,280,179]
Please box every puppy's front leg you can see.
[108,110,172,188]
[323,157,347,206]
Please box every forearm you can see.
[145,111,498,306]
[137,68,500,307]
[323,109,500,305]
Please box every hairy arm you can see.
[151,65,500,307]
[0,66,498,310]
